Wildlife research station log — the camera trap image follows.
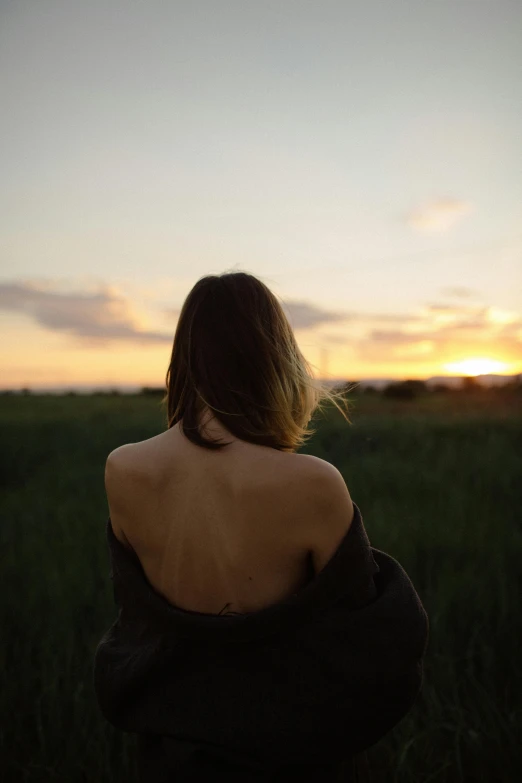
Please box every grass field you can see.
[1,388,521,782]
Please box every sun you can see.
[442,357,509,376]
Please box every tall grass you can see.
[1,390,520,782]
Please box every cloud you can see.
[281,302,424,329]
[0,282,365,342]
[354,304,522,363]
[341,311,424,323]
[427,303,459,312]
[439,286,476,299]
[2,280,520,370]
[369,329,433,344]
[406,199,474,232]
[426,302,488,317]
[0,280,172,345]
[445,307,491,331]
[285,299,521,367]
[280,300,347,329]
[3,281,404,342]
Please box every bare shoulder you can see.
[294,452,341,475]
[294,453,354,513]
[294,453,355,575]
[105,443,145,489]
[294,453,350,490]
[104,444,142,551]
[105,440,157,515]
[106,440,154,478]
[106,442,137,464]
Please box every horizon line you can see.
[2,372,521,395]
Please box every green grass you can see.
[1,390,521,782]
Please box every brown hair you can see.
[161,271,355,452]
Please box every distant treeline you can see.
[337,375,522,399]
[2,375,521,398]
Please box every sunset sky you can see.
[1,0,521,390]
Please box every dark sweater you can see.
[93,501,429,782]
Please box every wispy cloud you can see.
[439,286,477,298]
[0,281,172,345]
[369,329,433,343]
[426,303,457,312]
[406,199,474,232]
[0,282,356,341]
[1,280,520,369]
[283,299,521,366]
[354,303,522,363]
[275,300,347,329]
[281,302,425,328]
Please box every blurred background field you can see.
[1,384,521,782]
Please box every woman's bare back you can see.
[108,421,316,616]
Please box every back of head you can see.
[162,270,354,452]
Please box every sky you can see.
[1,0,521,390]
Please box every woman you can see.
[93,271,429,782]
